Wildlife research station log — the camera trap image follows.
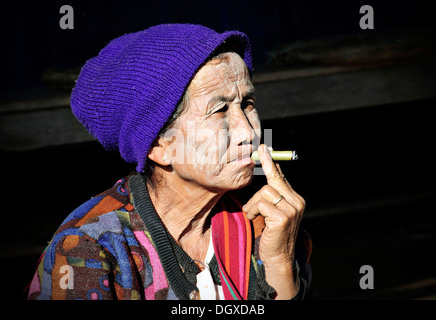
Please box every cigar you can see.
[251,150,298,161]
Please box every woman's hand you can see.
[243,144,305,299]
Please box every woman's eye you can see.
[214,105,228,114]
[242,100,255,110]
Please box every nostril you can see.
[239,139,250,146]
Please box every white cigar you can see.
[251,150,298,161]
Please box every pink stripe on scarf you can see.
[134,231,168,300]
[233,212,246,298]
[28,272,41,297]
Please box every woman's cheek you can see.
[246,109,261,130]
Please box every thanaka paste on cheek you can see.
[168,52,258,190]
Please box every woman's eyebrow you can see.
[243,87,256,100]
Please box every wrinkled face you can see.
[162,52,261,191]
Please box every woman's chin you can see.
[211,167,254,192]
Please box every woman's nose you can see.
[229,107,256,145]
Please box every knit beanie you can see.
[70,23,252,173]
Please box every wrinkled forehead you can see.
[189,52,252,98]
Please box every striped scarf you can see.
[212,195,253,300]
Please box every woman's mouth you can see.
[229,154,254,166]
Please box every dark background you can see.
[1,0,436,300]
[2,0,434,95]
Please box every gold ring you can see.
[272,195,284,206]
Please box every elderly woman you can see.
[27,24,311,300]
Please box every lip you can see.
[225,145,255,165]
[229,154,254,165]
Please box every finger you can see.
[243,185,285,214]
[275,162,292,189]
[261,146,305,205]
[258,144,281,182]
[244,190,304,221]
[244,198,284,221]
[275,162,303,202]
[258,144,294,197]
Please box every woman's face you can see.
[162,52,261,192]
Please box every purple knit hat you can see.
[70,24,252,172]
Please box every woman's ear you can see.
[147,136,171,166]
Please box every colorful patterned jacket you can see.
[28,173,312,300]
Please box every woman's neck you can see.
[147,168,224,261]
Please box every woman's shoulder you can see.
[60,176,134,229]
